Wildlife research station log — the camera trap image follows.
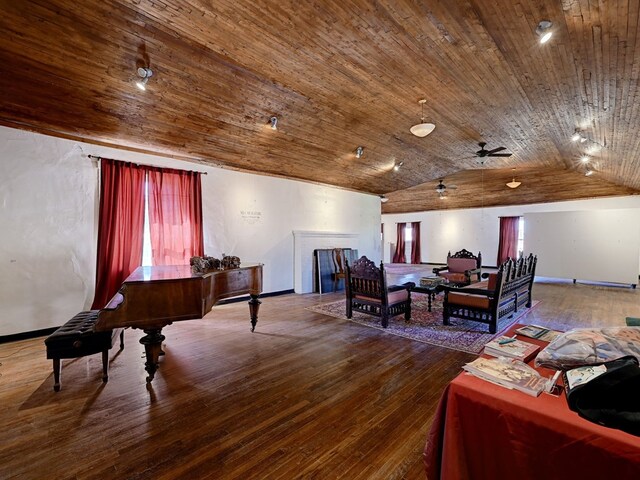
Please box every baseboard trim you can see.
[1,289,296,344]
[0,327,58,344]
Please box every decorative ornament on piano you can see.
[221,254,241,269]
[190,254,241,273]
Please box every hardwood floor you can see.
[1,278,639,479]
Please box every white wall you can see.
[382,196,640,273]
[524,210,640,284]
[0,126,380,336]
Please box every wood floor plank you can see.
[0,276,638,479]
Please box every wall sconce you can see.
[393,161,404,172]
[269,116,278,130]
[135,67,153,91]
[380,195,389,203]
[536,21,553,44]
[355,146,364,158]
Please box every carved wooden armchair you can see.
[345,256,415,328]
[433,249,482,286]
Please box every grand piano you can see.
[95,263,263,382]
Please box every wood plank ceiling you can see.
[0,0,639,212]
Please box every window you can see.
[142,179,153,266]
[517,217,525,256]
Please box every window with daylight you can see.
[517,216,525,257]
[92,159,204,308]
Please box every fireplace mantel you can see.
[292,230,359,293]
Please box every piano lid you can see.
[124,263,263,283]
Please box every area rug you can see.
[307,294,540,354]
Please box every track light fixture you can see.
[135,67,153,91]
[585,169,595,176]
[269,116,278,130]
[536,20,553,44]
[571,129,587,143]
[393,161,404,172]
[355,146,364,158]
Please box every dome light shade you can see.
[506,169,521,188]
[410,99,435,137]
[410,122,436,137]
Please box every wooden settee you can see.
[442,254,537,333]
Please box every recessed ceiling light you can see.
[581,156,590,163]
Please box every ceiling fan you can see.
[436,179,457,198]
[475,142,512,158]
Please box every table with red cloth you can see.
[423,324,640,480]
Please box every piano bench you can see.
[44,310,124,392]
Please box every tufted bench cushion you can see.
[44,311,124,391]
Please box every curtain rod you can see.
[88,155,208,175]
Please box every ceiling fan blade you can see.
[486,146,506,154]
[488,153,512,157]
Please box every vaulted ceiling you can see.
[1,0,639,212]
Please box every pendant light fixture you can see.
[410,99,436,137]
[506,168,521,189]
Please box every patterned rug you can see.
[307,294,540,354]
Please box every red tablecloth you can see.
[424,324,640,480]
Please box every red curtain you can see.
[148,167,204,266]
[410,221,421,264]
[91,159,146,309]
[392,223,407,263]
[497,216,520,265]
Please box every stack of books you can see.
[515,324,562,342]
[463,357,548,397]
[483,336,540,363]
[419,276,446,287]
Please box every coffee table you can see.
[412,280,448,312]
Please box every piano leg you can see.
[139,328,166,382]
[248,294,261,332]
